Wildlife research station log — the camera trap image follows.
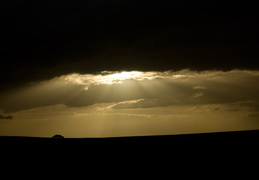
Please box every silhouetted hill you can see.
[1,129,259,149]
[1,130,259,167]
[2,130,257,177]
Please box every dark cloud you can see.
[1,0,259,92]
[0,115,13,120]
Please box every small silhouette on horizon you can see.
[52,134,64,139]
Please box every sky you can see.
[0,0,259,137]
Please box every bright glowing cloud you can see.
[59,70,259,90]
[59,70,201,90]
[60,71,162,90]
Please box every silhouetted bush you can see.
[52,134,64,139]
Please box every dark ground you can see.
[1,129,258,149]
[1,130,258,173]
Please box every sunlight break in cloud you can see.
[59,69,259,90]
[60,71,161,90]
[59,70,195,90]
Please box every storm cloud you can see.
[1,0,259,93]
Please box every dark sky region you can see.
[0,0,259,137]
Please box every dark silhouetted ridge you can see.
[1,129,259,148]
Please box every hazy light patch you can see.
[193,86,207,90]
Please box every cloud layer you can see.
[1,70,259,113]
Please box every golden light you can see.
[2,70,259,137]
[60,71,161,90]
